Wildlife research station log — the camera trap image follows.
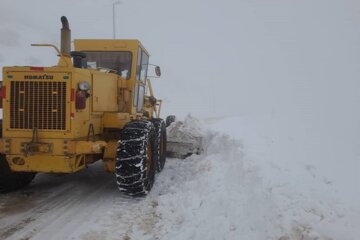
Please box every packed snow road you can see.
[0,115,358,240]
[0,163,120,239]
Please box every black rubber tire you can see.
[0,119,36,193]
[152,118,167,172]
[116,120,156,196]
[0,154,36,193]
[165,115,176,127]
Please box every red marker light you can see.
[71,88,75,101]
[76,91,86,110]
[0,86,6,99]
[30,67,44,71]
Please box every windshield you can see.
[83,51,132,79]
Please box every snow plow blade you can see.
[167,139,203,159]
[166,116,204,159]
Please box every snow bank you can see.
[153,132,275,239]
[206,114,359,240]
[166,114,204,140]
[152,117,335,240]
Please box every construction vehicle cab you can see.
[0,16,166,196]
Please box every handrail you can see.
[31,44,61,55]
[146,79,162,118]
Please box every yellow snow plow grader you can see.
[0,16,166,196]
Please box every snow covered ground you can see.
[206,114,360,240]
[0,114,358,240]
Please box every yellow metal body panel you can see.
[103,140,117,172]
[2,68,72,138]
[74,39,145,87]
[0,138,105,157]
[1,39,159,174]
[74,39,150,117]
[0,137,106,173]
[74,39,149,56]
[102,113,130,129]
[67,140,107,155]
[92,71,118,112]
[7,154,86,173]
[70,69,102,138]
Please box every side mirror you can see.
[155,66,161,77]
[147,64,162,78]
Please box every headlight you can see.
[78,81,90,91]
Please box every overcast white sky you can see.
[0,0,360,122]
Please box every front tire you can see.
[116,120,156,196]
[0,119,36,193]
[152,118,167,172]
[0,155,36,193]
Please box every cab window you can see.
[134,48,149,110]
[83,51,132,79]
[136,48,149,81]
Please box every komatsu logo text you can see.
[24,75,54,80]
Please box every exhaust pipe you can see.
[60,16,71,56]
